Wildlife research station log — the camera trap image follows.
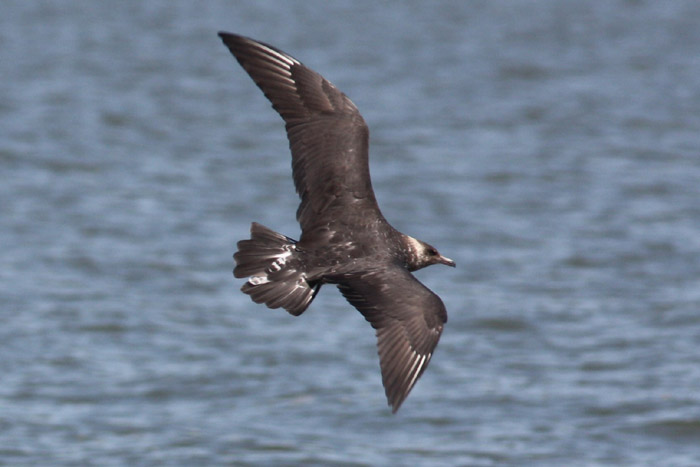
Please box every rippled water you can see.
[2,1,700,465]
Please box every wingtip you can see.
[218,31,239,45]
[388,391,409,414]
[218,31,250,48]
[385,381,410,413]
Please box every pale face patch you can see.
[405,236,425,257]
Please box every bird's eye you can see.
[428,248,438,256]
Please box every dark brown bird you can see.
[219,32,455,412]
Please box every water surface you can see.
[2,1,700,465]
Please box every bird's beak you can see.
[438,255,456,267]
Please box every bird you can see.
[218,32,455,413]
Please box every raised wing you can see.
[218,33,382,233]
[335,266,448,412]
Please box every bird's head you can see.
[404,236,456,272]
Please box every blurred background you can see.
[2,1,699,465]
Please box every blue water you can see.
[2,1,700,465]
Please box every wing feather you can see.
[336,267,447,412]
[218,33,382,233]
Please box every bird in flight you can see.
[219,32,455,412]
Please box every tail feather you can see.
[234,223,320,316]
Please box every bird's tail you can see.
[233,223,320,316]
